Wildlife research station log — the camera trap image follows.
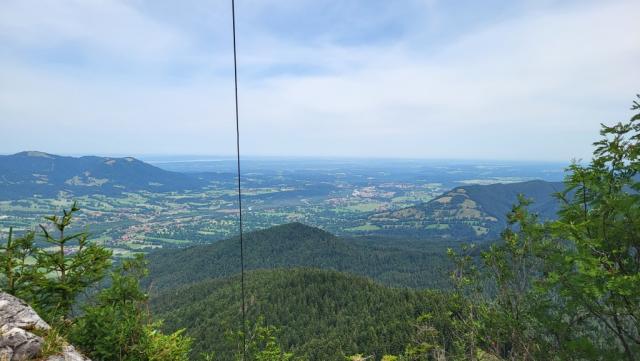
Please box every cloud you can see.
[0,0,638,160]
[235,0,640,160]
[0,0,190,65]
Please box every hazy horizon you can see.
[1,0,638,161]
[2,149,576,165]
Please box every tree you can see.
[0,228,40,300]
[228,317,293,361]
[540,95,640,359]
[398,95,640,361]
[472,197,542,359]
[70,254,192,361]
[36,202,113,321]
[0,203,112,322]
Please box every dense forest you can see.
[146,222,452,290]
[151,268,444,360]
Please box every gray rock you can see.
[0,346,14,360]
[44,346,91,361]
[0,326,44,360]
[0,293,49,332]
[0,292,92,361]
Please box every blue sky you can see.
[0,0,638,161]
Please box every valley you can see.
[0,152,572,359]
[0,152,565,258]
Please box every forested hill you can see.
[0,151,205,199]
[146,222,450,290]
[152,268,443,361]
[369,180,564,239]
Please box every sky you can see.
[0,0,638,161]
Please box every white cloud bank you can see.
[0,0,638,161]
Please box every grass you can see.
[425,224,449,230]
[346,224,381,232]
[32,326,66,360]
[348,203,383,212]
[144,236,191,245]
[111,248,138,258]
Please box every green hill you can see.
[151,268,443,361]
[0,151,206,199]
[146,222,451,290]
[369,180,563,239]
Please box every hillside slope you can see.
[369,180,563,239]
[146,222,450,290]
[0,151,205,199]
[152,268,443,361]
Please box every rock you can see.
[0,292,92,361]
[0,326,44,360]
[0,293,49,331]
[44,345,91,361]
[0,346,14,360]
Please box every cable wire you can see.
[231,0,247,359]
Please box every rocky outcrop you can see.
[43,345,90,361]
[0,292,90,361]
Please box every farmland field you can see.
[0,157,565,256]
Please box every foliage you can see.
[245,318,294,361]
[199,319,294,361]
[33,326,67,359]
[142,322,192,361]
[541,94,640,359]
[0,228,39,300]
[1,204,193,360]
[35,202,113,320]
[0,202,112,321]
[392,95,640,360]
[152,268,445,361]
[147,222,451,291]
[70,254,192,361]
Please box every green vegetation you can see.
[1,96,638,361]
[345,223,381,231]
[0,205,191,361]
[35,326,67,359]
[70,255,191,361]
[370,180,562,239]
[0,202,112,321]
[152,268,443,361]
[6,151,539,252]
[146,222,451,290]
[367,95,640,360]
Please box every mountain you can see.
[0,151,206,199]
[146,222,451,290]
[151,268,443,361]
[369,180,564,239]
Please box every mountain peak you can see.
[0,151,206,199]
[369,179,563,239]
[14,150,55,158]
